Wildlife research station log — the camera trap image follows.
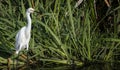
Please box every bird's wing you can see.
[15,26,26,49]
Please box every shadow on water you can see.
[1,62,120,70]
[79,62,120,70]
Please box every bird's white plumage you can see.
[15,8,34,54]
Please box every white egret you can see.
[7,8,34,66]
[15,8,34,55]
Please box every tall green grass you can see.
[0,0,120,65]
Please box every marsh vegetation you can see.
[0,0,120,69]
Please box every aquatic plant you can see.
[0,0,120,65]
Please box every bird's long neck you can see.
[26,12,31,33]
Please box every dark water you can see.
[1,63,120,70]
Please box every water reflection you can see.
[78,63,120,70]
[1,63,120,70]
[80,64,112,70]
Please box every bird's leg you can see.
[12,52,18,70]
[16,46,22,68]
[16,53,19,68]
[13,57,15,70]
[27,50,30,69]
[16,57,18,68]
[26,44,29,66]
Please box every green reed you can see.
[0,0,120,65]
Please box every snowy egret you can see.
[15,8,34,55]
[7,8,34,67]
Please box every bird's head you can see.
[27,8,35,13]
